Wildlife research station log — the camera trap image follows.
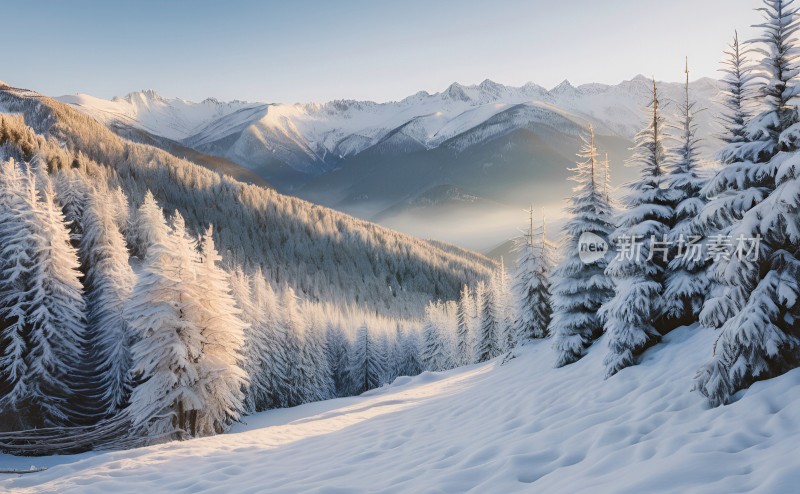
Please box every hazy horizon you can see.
[3,0,760,103]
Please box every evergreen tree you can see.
[348,323,387,394]
[79,186,136,418]
[0,159,32,426]
[279,286,304,407]
[421,302,454,371]
[718,30,757,155]
[550,127,616,367]
[663,59,710,328]
[397,328,423,377]
[126,194,205,438]
[602,80,674,378]
[475,281,502,362]
[513,208,555,343]
[455,284,474,366]
[192,226,247,434]
[325,321,351,397]
[695,0,800,406]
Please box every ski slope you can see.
[2,325,798,493]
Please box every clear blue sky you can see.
[2,0,761,103]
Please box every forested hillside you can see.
[0,84,494,318]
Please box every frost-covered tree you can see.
[299,306,335,403]
[0,165,87,428]
[663,59,710,328]
[695,0,800,406]
[192,226,247,434]
[421,302,454,371]
[455,285,474,366]
[279,286,304,407]
[397,328,423,377]
[79,186,136,419]
[349,323,385,394]
[602,80,674,378]
[325,321,351,397]
[251,269,285,409]
[718,30,757,155]
[550,127,616,367]
[475,281,503,362]
[513,209,556,342]
[126,194,205,438]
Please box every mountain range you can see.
[57,75,723,252]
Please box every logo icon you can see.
[578,232,608,264]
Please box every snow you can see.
[3,325,799,493]
[56,77,724,174]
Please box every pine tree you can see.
[475,281,502,362]
[718,30,757,155]
[279,286,304,407]
[253,272,287,409]
[663,59,710,328]
[513,208,555,343]
[0,166,88,427]
[349,323,384,394]
[550,126,616,367]
[126,194,205,438]
[79,186,136,419]
[602,80,674,378]
[397,328,423,377]
[695,0,800,406]
[0,159,32,425]
[299,306,334,403]
[325,321,351,397]
[229,268,261,414]
[455,284,474,366]
[192,226,247,435]
[421,302,454,371]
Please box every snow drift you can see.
[2,325,797,493]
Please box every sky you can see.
[2,0,762,103]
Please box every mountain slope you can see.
[57,77,723,251]
[57,76,722,189]
[0,82,494,317]
[3,325,797,493]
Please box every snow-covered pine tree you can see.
[495,260,516,351]
[251,269,285,409]
[699,30,759,331]
[279,286,304,407]
[602,80,674,378]
[513,208,556,343]
[192,226,247,435]
[348,323,384,394]
[550,126,616,367]
[0,167,88,427]
[298,305,334,403]
[54,169,88,247]
[325,321,351,397]
[79,185,136,419]
[126,193,205,438]
[475,280,503,363]
[421,302,454,371]
[229,268,262,414]
[695,0,800,406]
[0,159,32,426]
[129,190,169,260]
[397,327,423,377]
[662,59,710,328]
[455,284,474,366]
[718,30,757,156]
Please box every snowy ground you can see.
[2,325,799,493]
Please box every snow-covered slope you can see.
[58,91,261,142]
[4,325,798,493]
